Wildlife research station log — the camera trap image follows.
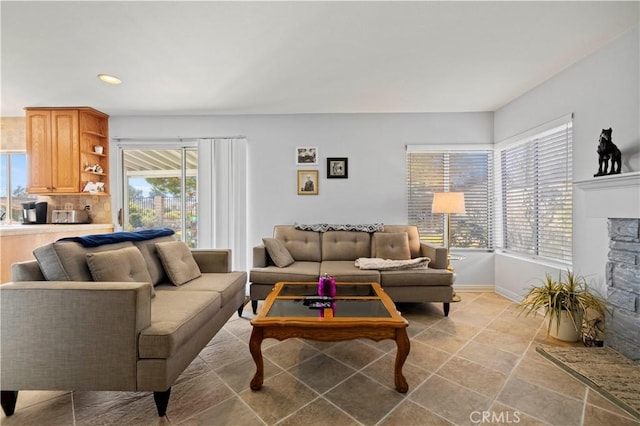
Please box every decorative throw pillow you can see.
[262,237,295,267]
[155,240,202,286]
[86,246,155,297]
[373,232,411,260]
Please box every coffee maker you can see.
[22,201,48,224]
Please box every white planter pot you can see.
[548,310,583,342]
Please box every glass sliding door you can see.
[120,146,198,247]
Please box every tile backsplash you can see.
[38,194,112,224]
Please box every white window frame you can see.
[494,114,573,265]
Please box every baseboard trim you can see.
[453,284,495,293]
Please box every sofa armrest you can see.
[11,260,45,281]
[191,249,232,273]
[420,242,449,270]
[253,245,268,268]
[0,281,152,391]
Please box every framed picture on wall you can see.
[296,147,318,165]
[297,170,319,195]
[327,157,348,179]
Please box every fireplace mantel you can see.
[574,171,640,219]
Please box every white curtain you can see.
[197,138,248,272]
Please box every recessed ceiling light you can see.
[98,74,121,85]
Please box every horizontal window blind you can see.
[498,121,573,263]
[407,151,493,249]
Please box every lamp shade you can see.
[432,192,466,214]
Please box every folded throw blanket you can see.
[58,228,175,247]
[295,223,384,233]
[355,257,430,270]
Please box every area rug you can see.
[536,345,640,420]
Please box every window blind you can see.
[498,121,573,263]
[407,150,493,249]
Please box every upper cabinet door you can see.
[51,109,80,193]
[26,110,53,193]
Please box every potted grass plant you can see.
[519,271,608,342]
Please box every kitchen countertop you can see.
[0,223,114,236]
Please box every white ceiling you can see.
[1,1,638,117]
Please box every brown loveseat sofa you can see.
[0,229,247,418]
[249,224,453,315]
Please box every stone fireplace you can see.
[575,171,640,362]
[607,218,640,361]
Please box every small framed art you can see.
[297,170,319,195]
[296,147,318,165]
[327,157,348,179]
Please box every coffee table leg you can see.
[249,327,264,390]
[394,328,410,393]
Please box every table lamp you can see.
[431,192,466,269]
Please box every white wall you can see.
[493,25,640,300]
[110,112,495,283]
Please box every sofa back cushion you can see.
[34,241,136,281]
[273,226,321,262]
[86,246,156,296]
[133,235,177,285]
[373,225,422,259]
[322,231,371,261]
[372,232,411,260]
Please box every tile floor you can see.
[2,292,638,426]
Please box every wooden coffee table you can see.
[249,281,410,393]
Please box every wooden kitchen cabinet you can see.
[26,107,109,195]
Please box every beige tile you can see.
[512,356,587,400]
[457,341,520,375]
[277,397,360,426]
[239,372,319,424]
[324,373,405,425]
[3,390,70,412]
[288,353,357,393]
[263,338,320,369]
[489,401,549,426]
[413,327,469,354]
[177,396,263,426]
[497,376,583,425]
[379,399,454,426]
[175,356,213,386]
[410,374,492,425]
[325,339,385,370]
[214,355,283,393]
[406,340,452,373]
[431,318,481,339]
[362,353,431,391]
[587,388,640,420]
[1,393,74,426]
[199,335,250,369]
[583,403,640,426]
[165,371,235,424]
[73,391,164,425]
[436,356,508,398]
[473,328,531,356]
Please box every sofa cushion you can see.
[133,235,176,285]
[375,225,422,258]
[380,268,453,287]
[155,241,202,286]
[86,246,155,296]
[262,238,295,267]
[320,261,380,282]
[138,290,221,358]
[250,261,320,285]
[321,231,371,261]
[273,226,321,262]
[372,232,411,260]
[154,271,247,307]
[33,241,135,281]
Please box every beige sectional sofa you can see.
[0,230,247,418]
[250,224,454,315]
